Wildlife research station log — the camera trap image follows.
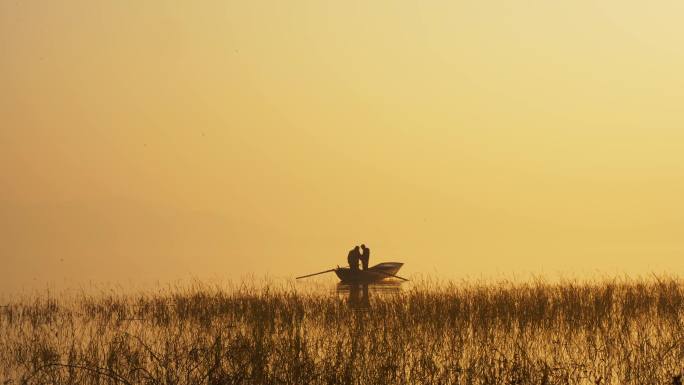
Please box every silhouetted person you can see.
[347,246,360,272]
[360,244,370,270]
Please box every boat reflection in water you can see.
[336,281,403,310]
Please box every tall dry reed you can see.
[2,277,684,384]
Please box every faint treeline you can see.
[2,277,684,384]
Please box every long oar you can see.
[373,269,410,282]
[296,268,336,280]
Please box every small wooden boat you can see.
[334,262,404,283]
[296,262,407,282]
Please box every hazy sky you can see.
[3,1,684,292]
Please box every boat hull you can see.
[334,262,403,283]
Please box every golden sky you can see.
[3,1,684,291]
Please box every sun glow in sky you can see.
[3,1,684,291]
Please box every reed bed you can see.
[2,277,684,384]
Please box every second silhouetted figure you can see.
[360,244,370,270]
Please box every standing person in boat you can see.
[347,246,360,272]
[360,244,370,270]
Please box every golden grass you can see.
[2,277,684,384]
